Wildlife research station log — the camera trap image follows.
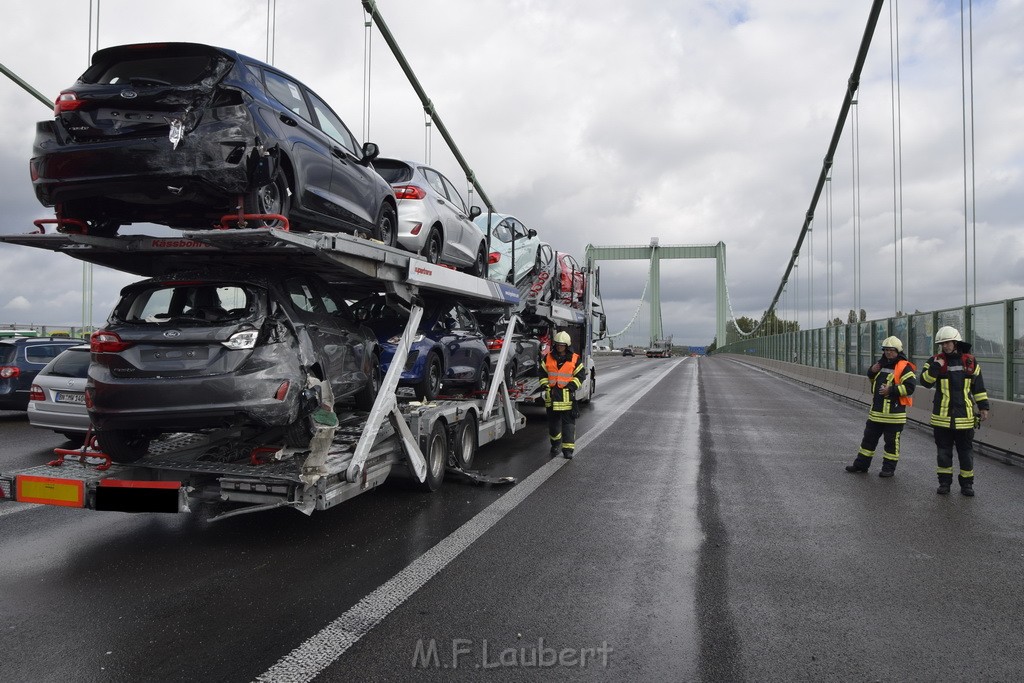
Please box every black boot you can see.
[562,449,574,460]
[845,454,872,473]
[550,443,560,456]
[959,475,975,497]
[879,459,897,478]
[937,473,953,495]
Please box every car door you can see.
[439,170,478,264]
[281,274,352,399]
[454,303,487,383]
[420,168,466,263]
[261,69,336,220]
[307,91,380,232]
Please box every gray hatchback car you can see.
[373,158,487,274]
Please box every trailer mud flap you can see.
[95,480,187,513]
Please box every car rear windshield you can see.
[115,284,260,324]
[0,344,15,364]
[91,55,219,86]
[373,159,413,184]
[44,348,91,378]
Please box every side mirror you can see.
[528,229,537,238]
[360,141,380,165]
[469,206,482,219]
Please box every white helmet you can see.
[934,326,962,344]
[554,331,571,345]
[881,336,903,352]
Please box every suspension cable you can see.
[960,0,977,305]
[362,9,372,142]
[608,263,653,339]
[890,0,905,316]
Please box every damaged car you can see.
[87,271,381,463]
[30,42,397,242]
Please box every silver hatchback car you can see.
[27,344,91,445]
[373,158,487,275]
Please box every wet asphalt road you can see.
[3,355,1024,681]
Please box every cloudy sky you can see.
[1,0,1022,346]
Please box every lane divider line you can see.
[255,358,686,683]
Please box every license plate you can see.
[55,391,85,404]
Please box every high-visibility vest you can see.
[544,352,579,388]
[892,359,915,406]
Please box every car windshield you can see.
[492,221,514,244]
[43,348,91,378]
[0,344,15,364]
[115,283,259,324]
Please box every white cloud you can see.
[4,296,31,311]
[1,0,1022,344]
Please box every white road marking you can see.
[255,359,684,683]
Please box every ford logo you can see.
[120,89,138,99]
[163,329,181,338]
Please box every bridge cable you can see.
[362,8,373,142]
[607,261,654,339]
[960,0,977,305]
[889,0,905,316]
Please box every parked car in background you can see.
[27,344,91,444]
[477,314,541,387]
[31,42,397,243]
[87,271,381,462]
[474,213,542,285]
[373,158,487,274]
[352,295,490,401]
[1,337,82,411]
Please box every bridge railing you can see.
[715,296,1024,403]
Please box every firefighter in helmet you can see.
[919,326,990,496]
[845,336,916,477]
[539,330,586,459]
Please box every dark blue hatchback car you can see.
[0,337,83,411]
[352,296,490,401]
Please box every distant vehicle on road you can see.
[622,347,634,357]
[1,337,82,411]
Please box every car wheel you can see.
[476,362,490,392]
[422,228,442,264]
[453,411,478,470]
[283,416,314,448]
[354,354,382,411]
[414,352,442,402]
[58,202,121,236]
[98,430,152,463]
[415,420,447,491]
[246,172,291,229]
[373,203,398,247]
[505,359,517,388]
[468,243,487,277]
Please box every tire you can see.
[581,375,596,404]
[354,354,382,411]
[373,203,398,247]
[475,362,490,393]
[283,416,314,448]
[60,431,87,447]
[416,420,447,491]
[505,359,518,388]
[414,352,443,402]
[453,411,478,470]
[98,430,152,463]
[468,242,487,277]
[245,171,291,229]
[422,227,442,264]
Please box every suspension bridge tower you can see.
[585,239,727,348]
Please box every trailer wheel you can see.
[454,411,478,469]
[417,420,448,491]
[98,429,152,463]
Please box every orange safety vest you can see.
[892,359,915,406]
[545,352,579,388]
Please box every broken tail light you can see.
[488,252,501,264]
[222,330,259,350]
[29,385,45,402]
[54,91,86,115]
[486,338,504,351]
[393,185,427,200]
[90,330,134,353]
[274,381,290,400]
